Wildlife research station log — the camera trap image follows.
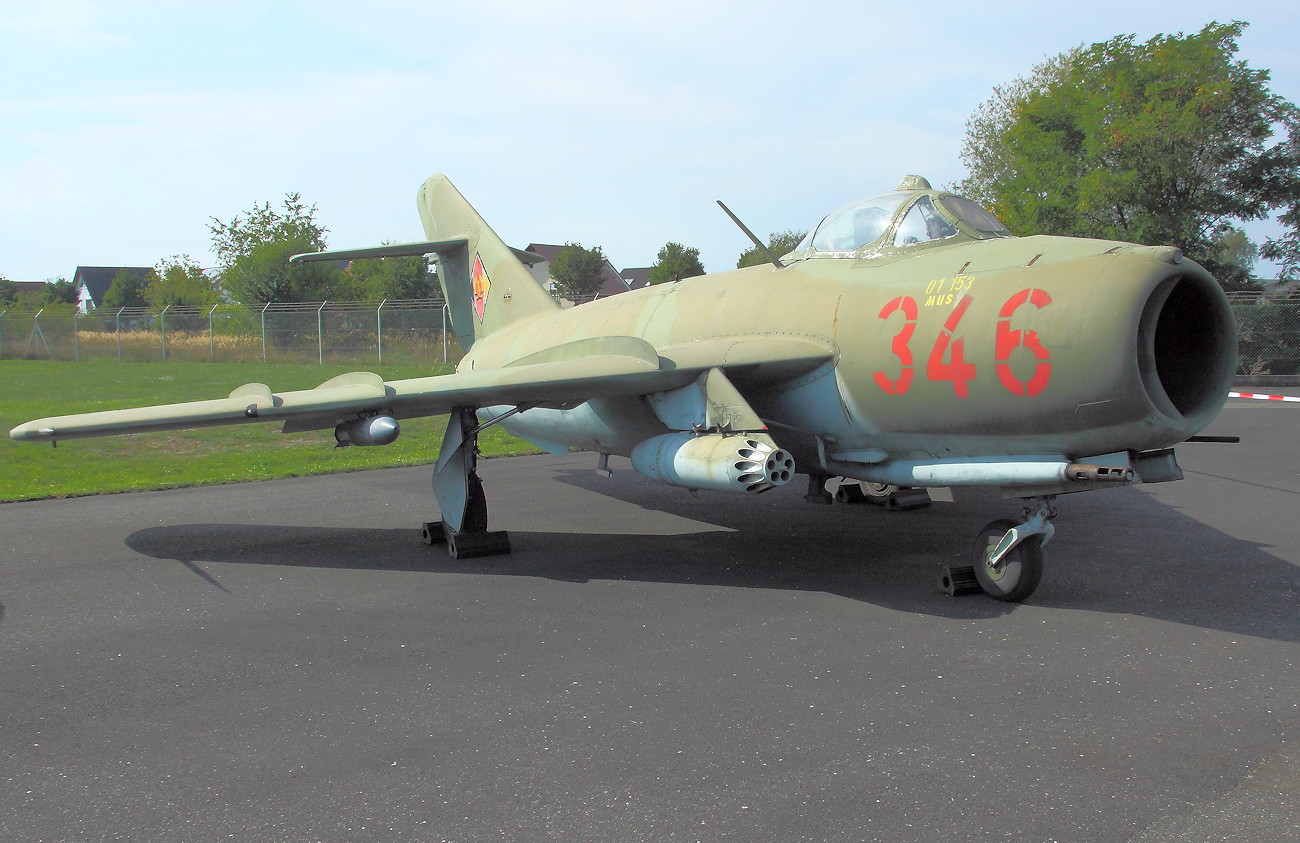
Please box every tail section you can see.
[417,174,558,350]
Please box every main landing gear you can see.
[834,480,932,511]
[423,407,511,559]
[827,475,1050,602]
[942,497,1056,602]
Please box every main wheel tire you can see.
[834,482,867,504]
[971,518,1044,602]
[463,474,489,533]
[863,482,898,500]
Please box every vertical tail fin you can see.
[417,174,558,350]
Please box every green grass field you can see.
[0,359,540,502]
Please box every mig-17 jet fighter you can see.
[11,174,1237,602]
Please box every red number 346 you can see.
[873,289,1053,397]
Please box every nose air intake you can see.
[1138,271,1236,425]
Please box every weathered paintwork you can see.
[12,173,1236,503]
[447,175,1235,492]
[9,173,1241,601]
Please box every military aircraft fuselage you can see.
[470,229,1235,482]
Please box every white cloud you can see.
[0,0,118,49]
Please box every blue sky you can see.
[2,1,1298,282]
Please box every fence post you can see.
[377,299,387,364]
[317,301,327,364]
[73,311,80,362]
[209,304,219,363]
[442,303,449,363]
[160,305,170,359]
[116,307,124,359]
[261,302,270,361]
[28,309,51,358]
[0,309,5,357]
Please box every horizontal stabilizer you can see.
[290,241,544,266]
[290,240,465,263]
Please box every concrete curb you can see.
[1233,375,1300,388]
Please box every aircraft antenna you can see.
[716,200,783,269]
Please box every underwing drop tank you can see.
[631,432,794,494]
[334,415,400,447]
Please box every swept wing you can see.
[8,335,834,443]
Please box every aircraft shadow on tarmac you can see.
[124,465,1299,643]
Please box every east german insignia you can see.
[471,253,491,322]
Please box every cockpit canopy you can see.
[786,176,1011,261]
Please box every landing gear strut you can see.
[423,407,511,559]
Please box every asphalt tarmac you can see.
[2,395,1297,841]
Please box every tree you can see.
[103,268,151,310]
[227,239,341,303]
[1262,133,1300,278]
[1263,212,1300,280]
[548,242,608,300]
[44,277,79,305]
[737,230,806,268]
[343,252,434,300]
[957,21,1300,290]
[209,193,342,302]
[1213,228,1258,279]
[648,242,705,285]
[0,276,15,307]
[146,255,221,309]
[16,289,48,310]
[13,277,78,312]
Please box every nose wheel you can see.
[971,518,1044,602]
[943,497,1055,602]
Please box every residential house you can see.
[619,267,652,290]
[72,266,153,313]
[12,281,48,299]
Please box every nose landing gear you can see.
[943,497,1056,602]
[970,517,1045,601]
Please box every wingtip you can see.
[10,421,54,442]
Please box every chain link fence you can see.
[1226,291,1300,377]
[0,299,462,365]
[2,293,1298,376]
